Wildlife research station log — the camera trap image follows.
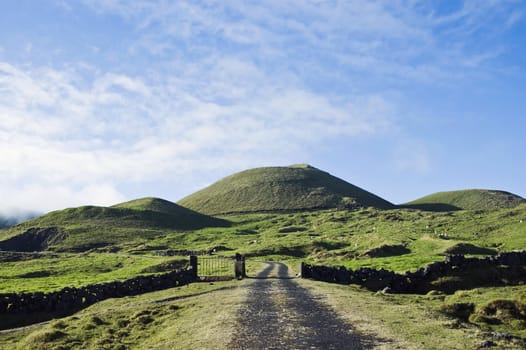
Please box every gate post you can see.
[189,255,198,278]
[300,262,309,278]
[235,253,245,279]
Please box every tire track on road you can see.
[229,262,376,349]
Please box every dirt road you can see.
[228,262,377,349]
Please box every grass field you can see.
[0,253,187,293]
[1,204,525,292]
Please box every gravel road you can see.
[228,262,377,349]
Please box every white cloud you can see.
[0,58,393,212]
[0,182,126,213]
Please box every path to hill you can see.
[227,262,377,349]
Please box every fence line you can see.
[0,268,196,320]
[301,250,526,294]
[155,249,215,257]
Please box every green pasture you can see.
[0,203,525,293]
[0,253,187,293]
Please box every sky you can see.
[0,0,525,214]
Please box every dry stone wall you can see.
[0,269,196,315]
[301,251,526,294]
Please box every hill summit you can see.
[177,164,394,215]
[404,189,526,211]
[112,197,198,216]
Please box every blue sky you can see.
[1,0,525,213]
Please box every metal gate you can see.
[196,255,234,278]
[190,254,245,280]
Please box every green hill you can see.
[112,197,201,216]
[403,189,526,211]
[0,199,229,252]
[27,200,228,230]
[177,164,394,215]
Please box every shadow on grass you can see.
[399,203,461,212]
[0,308,85,331]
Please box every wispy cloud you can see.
[0,57,392,212]
[80,0,523,82]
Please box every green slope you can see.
[28,200,228,230]
[0,199,229,252]
[404,189,526,211]
[112,197,203,216]
[177,164,394,215]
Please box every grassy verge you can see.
[299,279,526,349]
[442,285,526,339]
[0,279,248,350]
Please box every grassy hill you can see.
[112,197,193,216]
[403,189,526,211]
[20,199,229,231]
[0,198,229,252]
[177,164,394,215]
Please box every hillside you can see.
[25,200,229,230]
[404,189,526,211]
[177,164,394,215]
[112,197,203,216]
[0,199,229,252]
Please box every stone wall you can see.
[301,251,526,294]
[0,268,196,315]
